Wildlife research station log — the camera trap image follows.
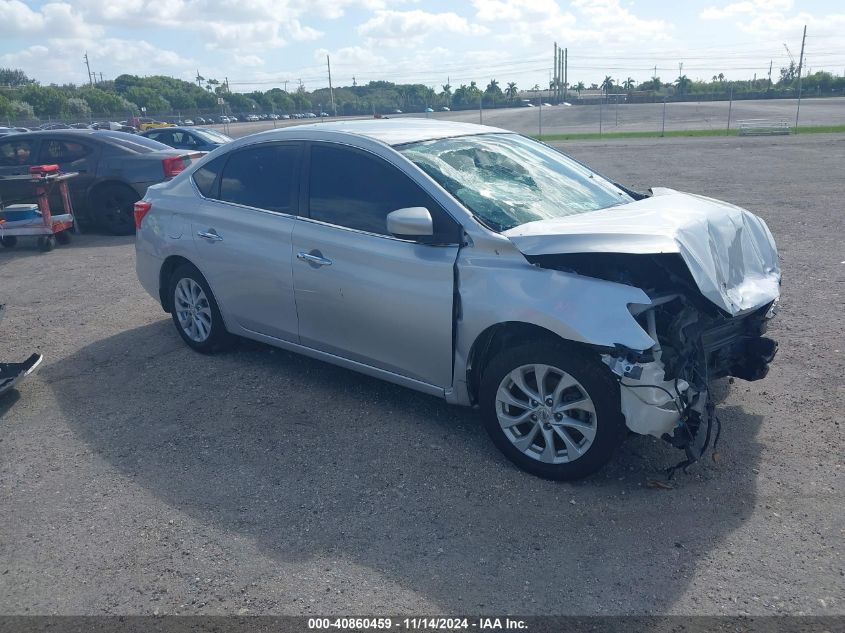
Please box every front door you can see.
[188,142,303,342]
[291,143,461,388]
[36,136,99,214]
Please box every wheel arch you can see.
[87,179,141,209]
[465,321,603,406]
[158,254,195,312]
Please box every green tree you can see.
[505,82,518,102]
[485,79,503,106]
[0,68,35,87]
[20,85,67,117]
[0,92,11,119]
[440,83,452,107]
[675,74,691,96]
[64,97,91,120]
[600,76,614,97]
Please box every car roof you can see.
[254,118,509,146]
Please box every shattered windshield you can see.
[399,133,632,232]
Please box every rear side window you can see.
[40,140,93,163]
[218,144,299,213]
[192,155,226,198]
[308,144,459,242]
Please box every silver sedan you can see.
[135,119,780,479]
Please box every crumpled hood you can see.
[504,188,780,315]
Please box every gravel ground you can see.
[0,132,842,616]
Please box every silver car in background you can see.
[135,120,780,479]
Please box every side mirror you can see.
[386,207,433,240]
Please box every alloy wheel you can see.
[495,363,597,464]
[174,278,213,343]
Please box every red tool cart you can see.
[0,164,79,252]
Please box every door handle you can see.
[197,229,223,242]
[297,251,333,267]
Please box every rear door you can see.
[291,143,461,388]
[188,142,303,342]
[36,136,99,213]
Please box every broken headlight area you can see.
[604,294,778,473]
[531,251,779,472]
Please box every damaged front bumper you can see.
[602,298,779,444]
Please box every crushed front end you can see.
[528,251,780,473]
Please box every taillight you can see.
[134,201,152,229]
[162,156,186,178]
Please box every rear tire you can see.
[168,263,234,354]
[480,341,626,480]
[92,183,139,235]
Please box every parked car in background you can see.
[183,119,195,126]
[140,126,232,152]
[129,117,175,131]
[0,127,30,136]
[440,106,450,111]
[134,119,780,480]
[0,130,203,234]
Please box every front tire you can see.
[480,341,626,480]
[169,263,234,353]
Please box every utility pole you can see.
[327,55,336,117]
[653,65,657,103]
[795,24,807,130]
[99,72,103,83]
[768,60,773,89]
[284,80,288,92]
[553,43,558,102]
[84,52,93,86]
[564,48,568,101]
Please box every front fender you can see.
[449,250,655,405]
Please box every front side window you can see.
[308,144,459,241]
[218,144,299,213]
[400,133,631,232]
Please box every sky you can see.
[1,0,844,92]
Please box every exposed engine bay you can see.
[527,252,779,474]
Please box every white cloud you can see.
[315,45,387,69]
[0,1,102,38]
[571,0,670,40]
[358,10,488,47]
[699,0,844,46]
[234,54,265,67]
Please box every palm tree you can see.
[195,71,204,88]
[623,77,635,91]
[600,76,614,99]
[485,79,503,106]
[441,83,452,107]
[574,81,585,96]
[718,73,725,83]
[505,82,518,103]
[675,74,691,96]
